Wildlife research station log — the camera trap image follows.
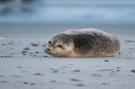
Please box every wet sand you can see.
[0,25,135,89]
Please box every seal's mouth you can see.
[45,47,55,56]
[45,48,51,54]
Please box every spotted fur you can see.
[45,28,120,57]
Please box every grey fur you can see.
[70,33,120,57]
[45,28,120,57]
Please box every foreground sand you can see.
[0,34,135,89]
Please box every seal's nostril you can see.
[47,48,50,51]
[48,41,51,44]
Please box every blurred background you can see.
[0,0,135,37]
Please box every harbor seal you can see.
[45,28,120,58]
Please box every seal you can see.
[45,28,120,58]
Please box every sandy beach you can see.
[0,24,135,89]
[0,0,135,89]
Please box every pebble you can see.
[73,69,80,72]
[24,47,30,50]
[104,60,109,62]
[70,78,80,82]
[34,73,42,76]
[31,43,39,47]
[50,80,57,83]
[76,83,85,87]
[23,82,28,84]
[29,83,36,85]
[131,69,135,73]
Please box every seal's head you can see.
[45,33,74,57]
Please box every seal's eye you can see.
[48,41,51,44]
[57,45,63,48]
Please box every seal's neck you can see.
[65,51,78,58]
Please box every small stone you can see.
[2,44,6,46]
[23,82,28,84]
[17,66,22,68]
[1,81,7,83]
[76,83,85,87]
[131,69,135,73]
[52,70,59,73]
[73,69,80,72]
[71,78,80,82]
[50,68,54,70]
[101,82,108,85]
[91,73,102,77]
[0,56,8,58]
[44,56,48,57]
[117,67,121,69]
[31,43,39,47]
[22,71,27,72]
[35,51,40,54]
[50,80,57,83]
[116,69,120,72]
[30,83,36,85]
[34,73,42,76]
[33,55,36,56]
[22,51,28,55]
[24,47,30,50]
[104,60,109,62]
